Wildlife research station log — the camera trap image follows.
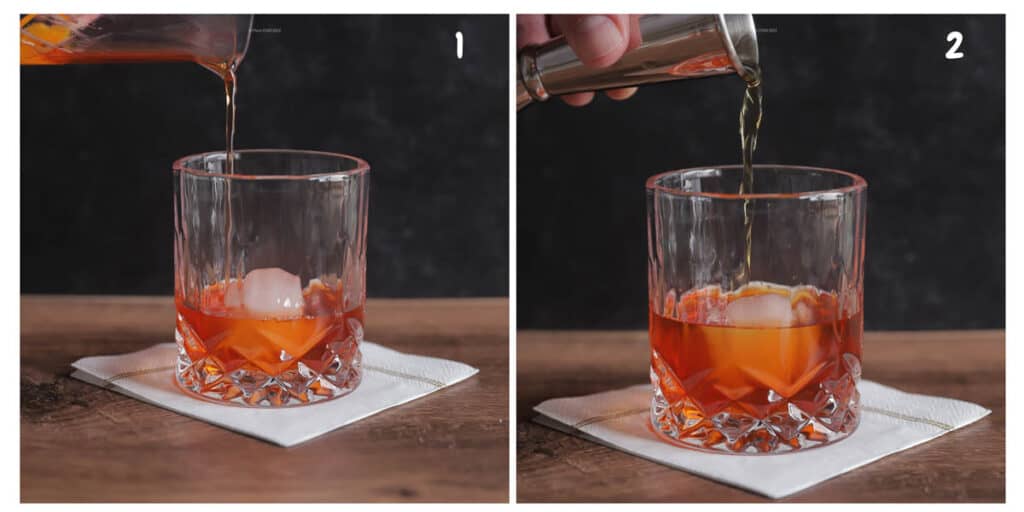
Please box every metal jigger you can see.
[517,14,759,110]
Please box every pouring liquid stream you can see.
[199,59,240,284]
[737,65,763,286]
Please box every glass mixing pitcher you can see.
[20,14,253,74]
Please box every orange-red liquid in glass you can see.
[649,284,862,450]
[176,281,364,378]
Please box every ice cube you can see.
[242,267,304,319]
[725,292,794,328]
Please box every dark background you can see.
[518,14,1005,330]
[22,14,508,297]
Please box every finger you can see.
[551,15,630,69]
[605,87,638,101]
[549,15,639,52]
[560,91,595,107]
[626,15,642,50]
[516,14,551,49]
[546,15,560,37]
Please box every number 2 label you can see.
[946,31,964,60]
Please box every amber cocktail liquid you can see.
[176,274,364,406]
[650,283,862,453]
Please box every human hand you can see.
[517,15,641,106]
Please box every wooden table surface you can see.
[21,295,509,503]
[517,329,1004,503]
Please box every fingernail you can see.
[570,16,625,66]
[561,91,595,107]
[607,87,638,101]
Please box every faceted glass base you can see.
[649,366,860,454]
[175,327,362,408]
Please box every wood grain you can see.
[21,295,509,503]
[517,329,1004,502]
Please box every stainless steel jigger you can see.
[517,14,759,110]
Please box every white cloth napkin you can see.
[71,342,478,447]
[534,380,990,499]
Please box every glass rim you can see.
[645,164,867,200]
[172,148,370,181]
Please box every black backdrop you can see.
[21,14,509,297]
[518,14,1005,330]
